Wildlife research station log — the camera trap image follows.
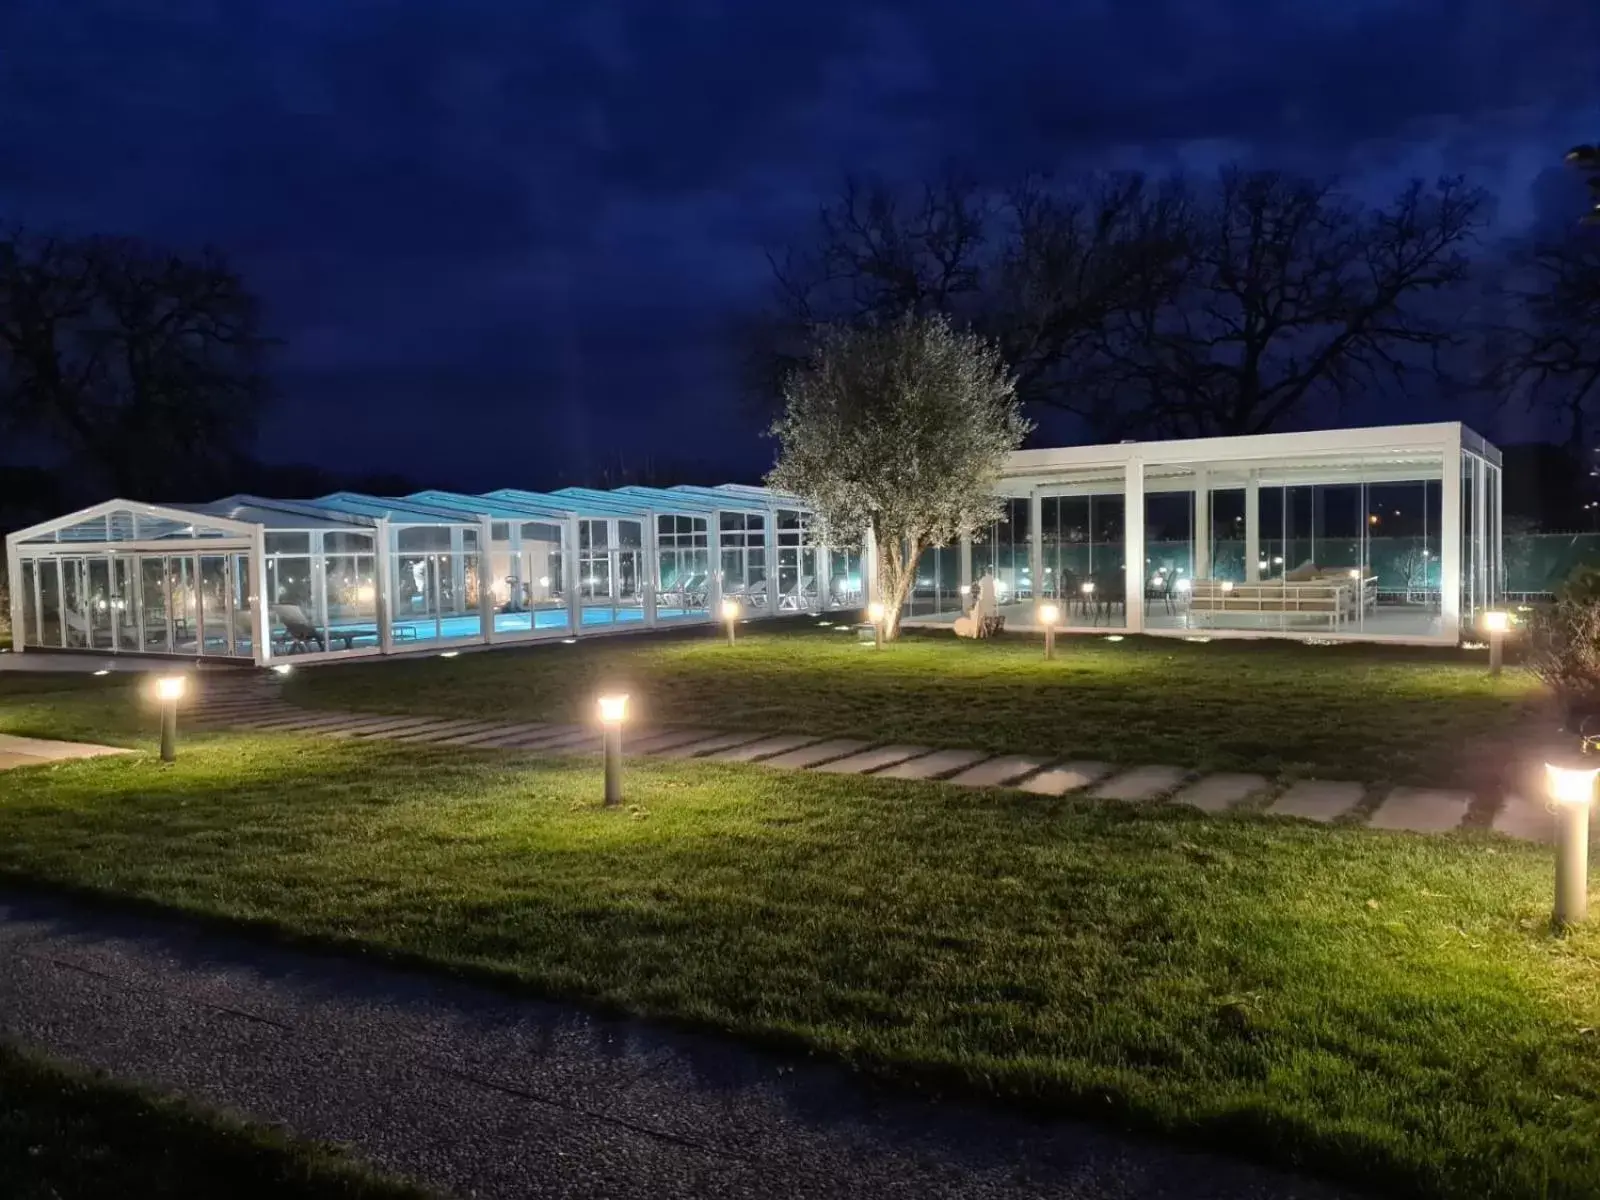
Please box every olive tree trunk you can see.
[873,527,925,641]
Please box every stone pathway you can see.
[0,733,132,771]
[180,675,1559,844]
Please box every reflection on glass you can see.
[61,558,87,648]
[38,559,62,648]
[87,557,114,649]
[231,554,254,656]
[170,557,199,653]
[21,561,39,647]
[140,558,167,652]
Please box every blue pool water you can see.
[313,605,704,651]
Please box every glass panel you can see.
[200,555,231,655]
[113,557,139,651]
[826,549,861,608]
[140,558,168,652]
[265,532,310,554]
[170,557,200,653]
[87,557,115,649]
[397,526,452,552]
[498,521,567,636]
[59,558,86,648]
[656,515,710,619]
[445,551,483,641]
[393,553,441,643]
[325,551,378,650]
[232,554,255,657]
[21,560,39,647]
[324,531,374,554]
[1047,493,1126,630]
[267,553,315,652]
[37,559,63,648]
[1143,489,1193,632]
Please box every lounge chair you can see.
[273,604,325,653]
[778,575,818,611]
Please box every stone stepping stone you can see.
[435,725,540,747]
[1269,780,1362,823]
[875,749,988,781]
[651,731,769,759]
[703,734,820,763]
[763,739,873,770]
[194,710,302,729]
[197,702,290,720]
[1018,761,1112,796]
[193,698,297,714]
[625,729,720,755]
[1173,773,1269,813]
[344,717,460,739]
[1368,787,1470,834]
[503,726,591,751]
[1492,794,1554,843]
[948,755,1048,788]
[537,731,602,754]
[233,712,367,732]
[317,716,432,737]
[386,719,507,743]
[464,725,574,749]
[814,745,931,775]
[1090,765,1188,801]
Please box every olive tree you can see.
[767,312,1030,639]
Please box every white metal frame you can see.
[914,421,1501,646]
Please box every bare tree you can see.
[758,172,1191,435]
[1567,144,1600,226]
[0,229,270,499]
[1492,229,1600,450]
[1095,171,1489,438]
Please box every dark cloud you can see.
[2,0,1598,486]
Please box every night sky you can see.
[4,1,1599,490]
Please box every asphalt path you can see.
[0,887,1359,1200]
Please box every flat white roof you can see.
[999,421,1497,494]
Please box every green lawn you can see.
[0,1042,429,1199]
[0,693,1594,1199]
[287,624,1543,785]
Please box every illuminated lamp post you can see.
[1038,603,1059,660]
[1481,610,1510,677]
[598,694,628,808]
[720,598,741,646]
[1545,759,1597,925]
[154,674,186,763]
[867,601,886,649]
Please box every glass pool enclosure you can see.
[6,485,861,664]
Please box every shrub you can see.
[1525,567,1600,728]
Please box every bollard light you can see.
[1545,760,1597,926]
[867,601,886,649]
[1038,603,1060,660]
[597,693,629,807]
[154,674,186,763]
[720,597,741,646]
[1481,610,1510,677]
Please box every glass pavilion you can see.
[901,421,1502,644]
[7,485,859,664]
